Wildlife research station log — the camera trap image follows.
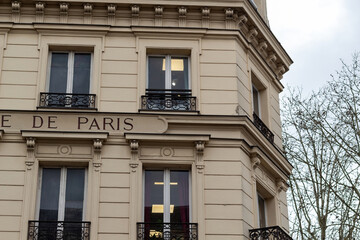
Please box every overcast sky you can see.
[267,0,360,95]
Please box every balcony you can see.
[28,221,91,240]
[137,222,198,240]
[39,92,96,109]
[141,89,196,111]
[249,226,292,240]
[253,112,275,144]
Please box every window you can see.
[142,169,191,238]
[40,51,95,108]
[257,193,267,228]
[32,167,89,240]
[142,55,196,111]
[252,85,260,117]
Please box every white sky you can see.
[267,0,360,95]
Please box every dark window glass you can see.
[258,194,266,228]
[39,168,61,221]
[253,85,260,116]
[73,53,91,94]
[170,171,189,223]
[148,57,166,89]
[170,57,189,90]
[64,168,85,222]
[49,53,68,93]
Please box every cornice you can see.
[1,0,292,80]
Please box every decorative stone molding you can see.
[107,4,116,25]
[12,1,21,23]
[266,53,277,64]
[257,41,268,52]
[251,155,261,169]
[276,65,286,79]
[129,140,139,172]
[35,2,45,22]
[83,3,93,24]
[178,6,187,27]
[201,7,210,28]
[195,141,205,173]
[238,14,248,26]
[25,137,36,170]
[131,5,140,25]
[276,180,289,192]
[225,8,234,29]
[154,6,163,26]
[93,139,103,172]
[59,3,69,24]
[247,28,258,42]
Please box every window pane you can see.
[148,57,166,90]
[39,168,61,221]
[64,168,85,222]
[171,57,189,90]
[258,194,266,228]
[253,85,260,116]
[49,53,68,93]
[145,171,164,223]
[73,53,91,94]
[170,171,189,223]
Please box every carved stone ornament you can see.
[93,139,103,172]
[238,14,248,26]
[26,137,36,170]
[195,141,205,173]
[225,8,234,19]
[258,41,268,52]
[251,157,261,169]
[276,65,286,77]
[107,4,116,25]
[35,2,45,22]
[266,53,277,63]
[84,3,93,14]
[129,140,139,172]
[247,28,258,42]
[202,7,210,18]
[12,1,21,23]
[154,6,163,17]
[131,5,140,16]
[59,2,69,23]
[277,180,289,192]
[178,6,187,17]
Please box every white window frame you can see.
[142,169,192,223]
[35,167,88,221]
[146,55,191,90]
[46,51,94,94]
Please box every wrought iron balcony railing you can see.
[253,112,275,143]
[39,92,96,109]
[28,221,91,240]
[141,89,196,111]
[249,226,292,240]
[137,222,198,240]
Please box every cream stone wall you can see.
[0,1,292,239]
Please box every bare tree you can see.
[282,53,360,240]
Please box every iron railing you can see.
[249,226,292,240]
[253,112,274,143]
[141,89,196,111]
[137,222,198,240]
[28,221,91,240]
[39,92,96,109]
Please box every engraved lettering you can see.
[103,117,115,130]
[48,116,57,129]
[1,115,11,127]
[33,116,43,128]
[124,118,134,131]
[89,118,100,130]
[78,117,88,129]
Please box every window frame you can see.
[35,166,88,222]
[142,168,192,223]
[146,54,191,91]
[46,51,94,94]
[252,84,261,117]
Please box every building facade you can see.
[0,0,293,239]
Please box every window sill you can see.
[138,109,199,115]
[37,106,98,111]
